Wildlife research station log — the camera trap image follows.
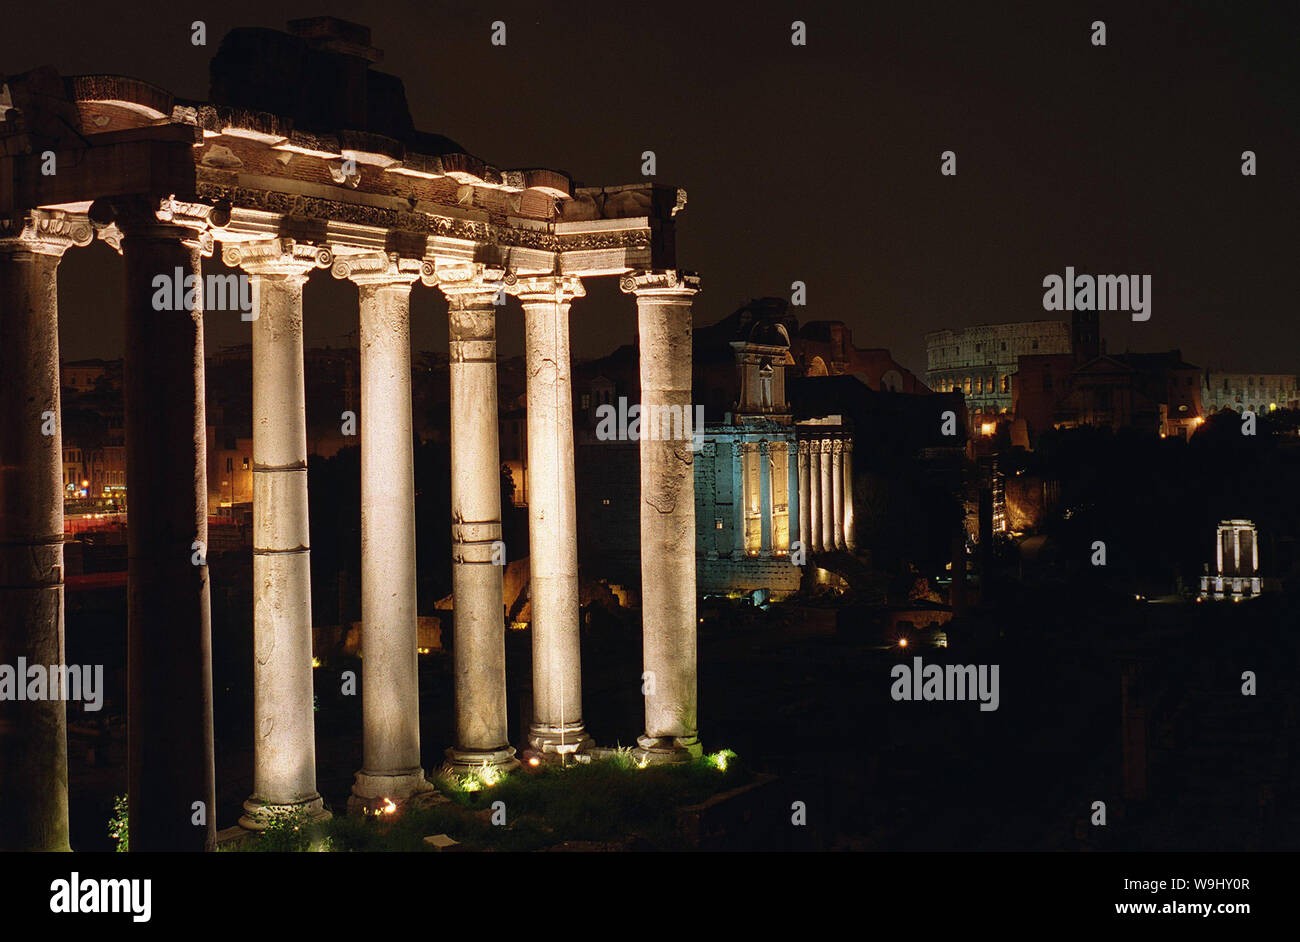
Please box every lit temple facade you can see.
[0,17,704,852]
[1199,519,1262,601]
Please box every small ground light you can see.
[899,637,909,648]
[528,756,540,767]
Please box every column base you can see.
[239,794,331,831]
[441,746,520,778]
[633,734,703,766]
[527,722,595,757]
[347,767,433,816]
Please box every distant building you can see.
[1202,372,1299,415]
[60,358,110,393]
[925,321,1072,415]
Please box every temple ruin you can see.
[0,17,700,851]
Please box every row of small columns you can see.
[796,438,855,554]
[0,202,703,848]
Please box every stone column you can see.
[333,253,432,809]
[731,441,745,558]
[843,439,856,552]
[787,440,800,556]
[758,441,772,554]
[806,440,820,553]
[435,265,517,775]
[115,198,221,851]
[622,270,703,764]
[831,439,846,551]
[1215,524,1223,574]
[0,211,90,851]
[513,275,592,758]
[226,241,331,828]
[819,440,833,552]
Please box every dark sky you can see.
[6,0,1297,375]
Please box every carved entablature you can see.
[0,209,94,255]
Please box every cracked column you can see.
[113,198,221,851]
[0,211,90,852]
[831,439,846,551]
[622,270,703,764]
[334,253,432,809]
[514,275,593,758]
[436,266,517,775]
[227,240,331,828]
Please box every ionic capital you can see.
[0,209,94,257]
[330,251,421,286]
[618,269,701,298]
[223,238,333,278]
[430,262,513,302]
[510,274,586,307]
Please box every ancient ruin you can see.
[0,17,699,851]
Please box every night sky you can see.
[5,0,1296,376]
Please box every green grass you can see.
[227,752,751,852]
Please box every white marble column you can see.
[831,439,846,551]
[806,441,820,553]
[623,270,703,764]
[758,441,772,554]
[334,253,433,808]
[514,275,592,758]
[115,199,220,851]
[819,439,833,552]
[843,439,856,552]
[0,211,89,851]
[227,240,331,827]
[436,266,517,775]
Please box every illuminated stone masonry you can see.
[0,17,698,849]
[1199,519,1262,601]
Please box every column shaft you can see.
[242,269,325,826]
[797,441,810,557]
[122,224,216,851]
[843,441,856,552]
[442,280,515,773]
[758,442,772,554]
[807,441,820,552]
[819,441,833,552]
[831,441,845,550]
[0,242,70,851]
[351,278,429,804]
[626,272,702,763]
[518,280,591,756]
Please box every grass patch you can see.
[229,752,751,852]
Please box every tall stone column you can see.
[786,441,800,556]
[819,440,833,552]
[843,439,856,552]
[831,439,846,551]
[513,275,592,758]
[114,199,222,851]
[731,441,745,558]
[0,211,90,851]
[806,440,820,553]
[227,240,331,827]
[758,441,772,554]
[436,265,517,774]
[622,270,703,764]
[334,253,432,808]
